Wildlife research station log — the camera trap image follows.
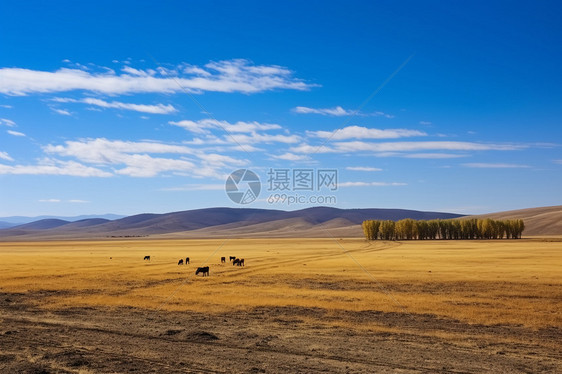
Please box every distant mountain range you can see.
[0,214,124,228]
[0,207,461,240]
[1,205,559,240]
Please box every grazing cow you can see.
[143,255,150,261]
[178,259,184,265]
[232,258,240,266]
[239,259,245,267]
[229,256,236,262]
[195,266,209,276]
[185,257,190,264]
[221,257,226,263]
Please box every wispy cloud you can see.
[7,130,25,137]
[345,166,382,171]
[419,121,432,125]
[272,152,311,161]
[0,118,16,126]
[0,151,13,161]
[307,126,426,140]
[0,59,315,96]
[462,163,530,168]
[339,181,407,187]
[52,108,71,116]
[0,105,12,109]
[68,199,90,203]
[0,159,112,177]
[290,141,526,154]
[39,199,61,203]
[43,138,246,178]
[170,119,281,134]
[293,106,393,118]
[52,97,177,114]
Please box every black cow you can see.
[239,258,245,266]
[185,257,190,264]
[178,259,184,265]
[232,258,240,266]
[195,266,209,276]
[221,257,226,263]
[143,255,150,261]
[229,256,236,262]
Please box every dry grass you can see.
[1,238,560,329]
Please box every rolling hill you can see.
[470,205,562,236]
[1,205,560,240]
[0,207,462,240]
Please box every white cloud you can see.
[462,163,530,168]
[0,151,13,161]
[43,138,245,178]
[419,121,432,125]
[339,181,407,187]
[7,130,25,137]
[68,199,90,203]
[293,106,393,118]
[0,105,13,109]
[294,106,356,116]
[52,97,177,114]
[52,108,71,116]
[0,59,314,96]
[0,159,112,177]
[170,119,281,134]
[39,199,61,203]
[0,118,16,126]
[229,133,300,144]
[345,166,382,171]
[307,126,426,140]
[272,153,311,161]
[290,141,526,154]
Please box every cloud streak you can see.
[7,130,25,137]
[290,141,526,154]
[53,97,177,114]
[0,59,314,96]
[293,106,393,118]
[0,118,16,127]
[307,126,426,140]
[0,151,13,161]
[0,159,112,177]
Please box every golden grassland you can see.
[0,238,560,330]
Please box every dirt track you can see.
[1,290,560,373]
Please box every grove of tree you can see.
[362,218,524,240]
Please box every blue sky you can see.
[1,1,561,217]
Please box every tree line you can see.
[362,218,524,240]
